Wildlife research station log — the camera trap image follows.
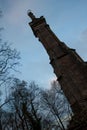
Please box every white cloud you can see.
[74,29,87,61]
[4,0,36,25]
[80,29,87,42]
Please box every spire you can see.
[27,10,36,20]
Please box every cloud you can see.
[81,29,87,42]
[4,0,36,25]
[5,2,26,24]
[75,29,87,61]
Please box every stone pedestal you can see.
[67,107,87,130]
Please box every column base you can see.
[67,107,87,130]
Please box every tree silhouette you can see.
[3,79,42,130]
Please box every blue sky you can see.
[0,0,87,89]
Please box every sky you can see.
[0,0,87,89]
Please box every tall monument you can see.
[28,11,87,129]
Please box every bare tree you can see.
[2,79,42,130]
[0,10,20,129]
[41,80,72,130]
[0,10,20,88]
[0,43,20,86]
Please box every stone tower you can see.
[28,12,87,129]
